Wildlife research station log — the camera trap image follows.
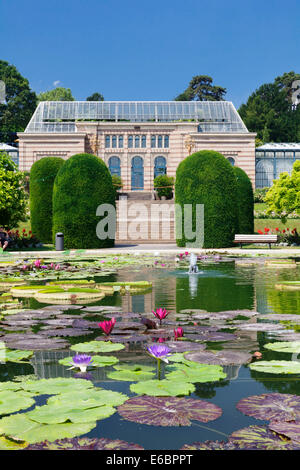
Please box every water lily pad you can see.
[165,341,206,353]
[264,341,300,354]
[269,420,300,443]
[180,440,246,450]
[107,368,155,382]
[70,340,125,353]
[24,437,144,450]
[27,403,116,424]
[40,328,92,337]
[2,334,69,350]
[21,378,94,396]
[47,389,128,408]
[0,435,29,450]
[165,360,227,383]
[0,390,35,415]
[0,414,96,444]
[1,348,33,363]
[249,361,300,374]
[236,393,300,421]
[59,355,119,368]
[229,425,300,450]
[184,350,252,365]
[185,331,236,342]
[237,323,283,332]
[117,396,222,426]
[130,379,195,396]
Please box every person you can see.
[0,228,10,250]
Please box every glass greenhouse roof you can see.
[25,101,248,133]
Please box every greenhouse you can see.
[18,100,256,189]
[255,143,300,188]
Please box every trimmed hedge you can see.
[52,153,115,249]
[233,166,254,234]
[175,150,238,248]
[30,157,65,243]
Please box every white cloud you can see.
[53,80,61,87]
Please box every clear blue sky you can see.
[1,0,299,108]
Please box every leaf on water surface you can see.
[70,340,125,353]
[113,363,155,372]
[2,334,69,350]
[117,396,222,426]
[164,341,207,353]
[20,377,94,396]
[236,323,283,332]
[27,403,116,424]
[185,332,236,342]
[264,341,300,354]
[249,361,300,374]
[0,390,35,415]
[47,389,128,408]
[180,441,246,450]
[24,437,144,450]
[129,379,195,397]
[0,414,97,444]
[40,328,93,337]
[269,420,300,443]
[0,435,29,450]
[236,393,300,421]
[165,361,227,384]
[184,350,252,366]
[229,425,300,450]
[107,369,155,382]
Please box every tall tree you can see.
[0,60,37,144]
[37,87,74,102]
[175,75,226,101]
[239,72,300,142]
[86,92,104,101]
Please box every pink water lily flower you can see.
[34,259,41,268]
[174,327,184,340]
[98,317,116,336]
[152,308,170,325]
[55,264,60,270]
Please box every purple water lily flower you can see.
[147,344,172,363]
[69,354,94,372]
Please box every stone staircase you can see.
[115,199,175,244]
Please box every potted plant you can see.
[153,175,174,200]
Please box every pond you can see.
[1,255,300,450]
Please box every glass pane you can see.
[151,135,156,148]
[105,136,110,148]
[135,135,140,148]
[128,135,133,148]
[157,135,163,148]
[142,135,146,148]
[119,135,123,148]
[164,135,169,148]
[112,135,117,148]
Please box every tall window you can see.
[108,156,121,177]
[128,135,133,148]
[157,135,163,148]
[154,156,167,179]
[141,135,146,148]
[151,135,156,148]
[112,135,117,148]
[227,157,235,166]
[131,156,144,190]
[105,135,110,148]
[135,135,140,148]
[118,135,123,148]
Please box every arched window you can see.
[154,156,167,179]
[131,156,144,190]
[108,156,121,177]
[227,157,235,166]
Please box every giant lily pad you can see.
[47,389,128,408]
[236,323,283,332]
[0,414,96,444]
[27,403,116,424]
[0,390,35,415]
[264,341,300,354]
[117,396,222,426]
[236,393,300,421]
[184,350,252,365]
[70,340,125,353]
[165,341,206,353]
[165,361,227,383]
[21,378,94,396]
[130,379,195,397]
[24,437,144,450]
[2,334,69,350]
[249,361,300,374]
[107,367,155,382]
[229,425,300,450]
[269,420,300,443]
[0,435,29,450]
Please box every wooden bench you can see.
[234,234,278,249]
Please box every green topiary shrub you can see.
[175,150,238,248]
[233,166,254,234]
[52,153,115,249]
[30,157,65,243]
[154,175,174,199]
